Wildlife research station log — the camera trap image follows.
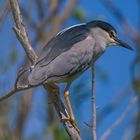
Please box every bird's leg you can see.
[62,84,79,133]
[47,82,59,94]
[64,88,75,122]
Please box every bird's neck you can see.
[91,41,106,63]
[95,40,106,52]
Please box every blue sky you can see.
[0,0,138,140]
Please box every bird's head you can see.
[87,20,133,50]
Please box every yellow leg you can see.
[64,88,75,122]
[62,84,79,133]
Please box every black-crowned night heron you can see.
[28,20,133,130]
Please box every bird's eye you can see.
[109,31,116,38]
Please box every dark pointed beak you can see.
[114,37,133,51]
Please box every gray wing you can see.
[44,36,95,83]
[35,24,90,67]
[29,24,91,85]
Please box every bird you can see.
[28,20,133,131]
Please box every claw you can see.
[61,117,80,133]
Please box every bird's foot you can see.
[61,117,80,133]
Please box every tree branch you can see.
[0,85,33,102]
[0,1,10,27]
[0,0,82,139]
[9,0,37,64]
[92,65,97,140]
[45,84,81,140]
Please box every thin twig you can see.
[99,96,137,140]
[92,65,97,140]
[0,85,33,102]
[0,2,10,27]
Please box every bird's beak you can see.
[114,37,133,51]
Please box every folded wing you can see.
[28,24,91,85]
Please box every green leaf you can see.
[72,8,85,21]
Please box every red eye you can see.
[109,31,115,38]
